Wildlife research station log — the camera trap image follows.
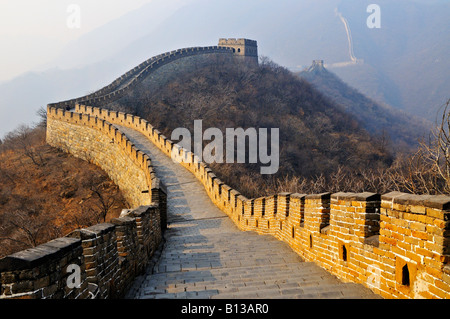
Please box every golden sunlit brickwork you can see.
[76,104,450,299]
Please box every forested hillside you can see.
[106,55,399,198]
[0,124,127,258]
[297,62,431,152]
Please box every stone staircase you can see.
[118,125,380,299]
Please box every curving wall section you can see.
[48,46,234,110]
[47,106,156,208]
[1,39,449,299]
[0,42,238,300]
[0,106,168,299]
[76,104,450,299]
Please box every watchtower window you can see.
[238,48,241,53]
[262,198,266,216]
[342,245,347,262]
[402,264,410,286]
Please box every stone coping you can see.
[331,192,381,202]
[0,237,81,272]
[381,191,450,210]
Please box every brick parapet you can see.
[47,46,234,110]
[4,39,449,299]
[46,106,165,211]
[75,105,450,299]
[0,206,162,299]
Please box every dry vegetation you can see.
[107,55,450,198]
[0,123,128,258]
[105,55,449,198]
[1,55,447,259]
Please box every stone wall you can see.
[0,105,168,299]
[0,237,89,299]
[46,106,160,208]
[0,205,162,299]
[0,42,240,299]
[76,104,450,299]
[48,46,235,110]
[2,39,448,299]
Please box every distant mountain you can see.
[0,61,121,138]
[110,0,449,121]
[105,54,394,199]
[329,0,450,121]
[297,61,432,152]
[0,0,447,137]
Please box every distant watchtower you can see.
[306,60,325,73]
[312,60,324,68]
[218,38,258,65]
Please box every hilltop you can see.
[1,0,448,138]
[104,54,394,198]
[297,61,432,152]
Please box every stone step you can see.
[116,125,381,300]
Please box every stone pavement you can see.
[117,125,380,299]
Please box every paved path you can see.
[118,125,380,299]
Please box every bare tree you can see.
[79,173,120,223]
[0,210,51,248]
[0,160,15,185]
[36,106,48,128]
[420,99,450,193]
[90,183,119,222]
[3,125,46,167]
[380,100,450,195]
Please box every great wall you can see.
[0,39,449,299]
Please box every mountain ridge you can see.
[0,0,447,137]
[297,61,432,152]
[103,53,394,197]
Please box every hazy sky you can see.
[0,0,154,82]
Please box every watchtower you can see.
[312,60,324,68]
[306,60,325,73]
[218,38,258,65]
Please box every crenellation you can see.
[218,38,258,65]
[47,41,255,111]
[7,40,450,299]
[0,237,89,299]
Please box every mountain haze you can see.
[0,0,447,137]
[298,62,431,152]
[103,54,394,197]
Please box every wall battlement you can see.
[0,205,163,299]
[218,38,258,64]
[47,44,237,110]
[74,105,450,299]
[0,106,168,299]
[46,106,167,209]
[1,40,448,299]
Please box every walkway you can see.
[117,125,380,299]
